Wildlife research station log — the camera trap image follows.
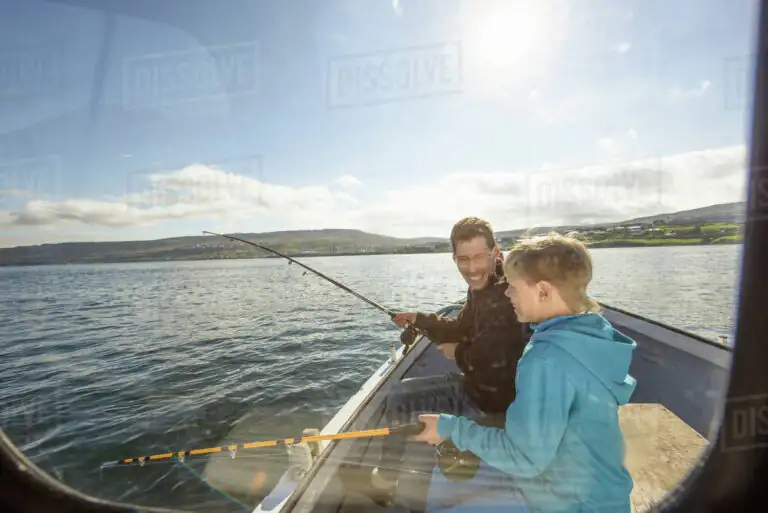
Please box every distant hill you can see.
[615,202,745,225]
[0,229,447,266]
[0,202,747,266]
[221,229,444,247]
[495,202,746,239]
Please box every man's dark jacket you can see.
[412,259,530,414]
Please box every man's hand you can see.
[437,342,458,360]
[392,312,418,328]
[411,414,445,445]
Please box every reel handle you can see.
[436,440,481,482]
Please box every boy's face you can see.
[453,235,499,290]
[504,275,543,323]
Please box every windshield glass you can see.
[0,0,759,512]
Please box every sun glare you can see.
[473,4,541,69]
[463,0,565,92]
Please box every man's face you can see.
[453,235,498,290]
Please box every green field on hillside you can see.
[503,222,744,250]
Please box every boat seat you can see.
[619,403,710,512]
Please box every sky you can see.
[0,0,761,247]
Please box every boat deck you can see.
[620,403,709,512]
[336,343,711,513]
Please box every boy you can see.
[414,232,637,513]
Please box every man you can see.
[339,217,530,507]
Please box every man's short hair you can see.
[450,217,497,254]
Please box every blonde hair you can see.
[503,232,600,314]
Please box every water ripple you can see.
[0,249,741,511]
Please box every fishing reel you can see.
[391,423,480,482]
[400,323,437,355]
[435,441,480,482]
[400,324,419,351]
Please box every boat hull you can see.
[244,301,730,512]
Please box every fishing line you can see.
[203,231,395,317]
[102,451,434,477]
[202,231,427,344]
[160,443,254,512]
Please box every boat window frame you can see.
[1,0,767,511]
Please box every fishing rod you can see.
[99,421,479,481]
[203,231,430,350]
[100,422,425,469]
[203,231,397,318]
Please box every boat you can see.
[199,299,731,513]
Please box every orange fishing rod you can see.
[100,422,425,469]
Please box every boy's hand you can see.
[411,414,445,445]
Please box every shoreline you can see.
[0,238,743,268]
[584,238,742,249]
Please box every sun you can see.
[473,4,540,69]
[463,0,564,89]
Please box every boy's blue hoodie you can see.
[436,313,637,513]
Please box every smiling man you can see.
[394,216,529,413]
[339,216,529,507]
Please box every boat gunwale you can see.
[597,301,733,353]
[276,304,460,513]
[449,297,731,353]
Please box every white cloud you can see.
[668,80,711,101]
[335,174,363,188]
[528,89,541,101]
[5,165,351,233]
[627,129,638,139]
[614,42,631,54]
[0,145,748,242]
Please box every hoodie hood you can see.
[531,313,637,404]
